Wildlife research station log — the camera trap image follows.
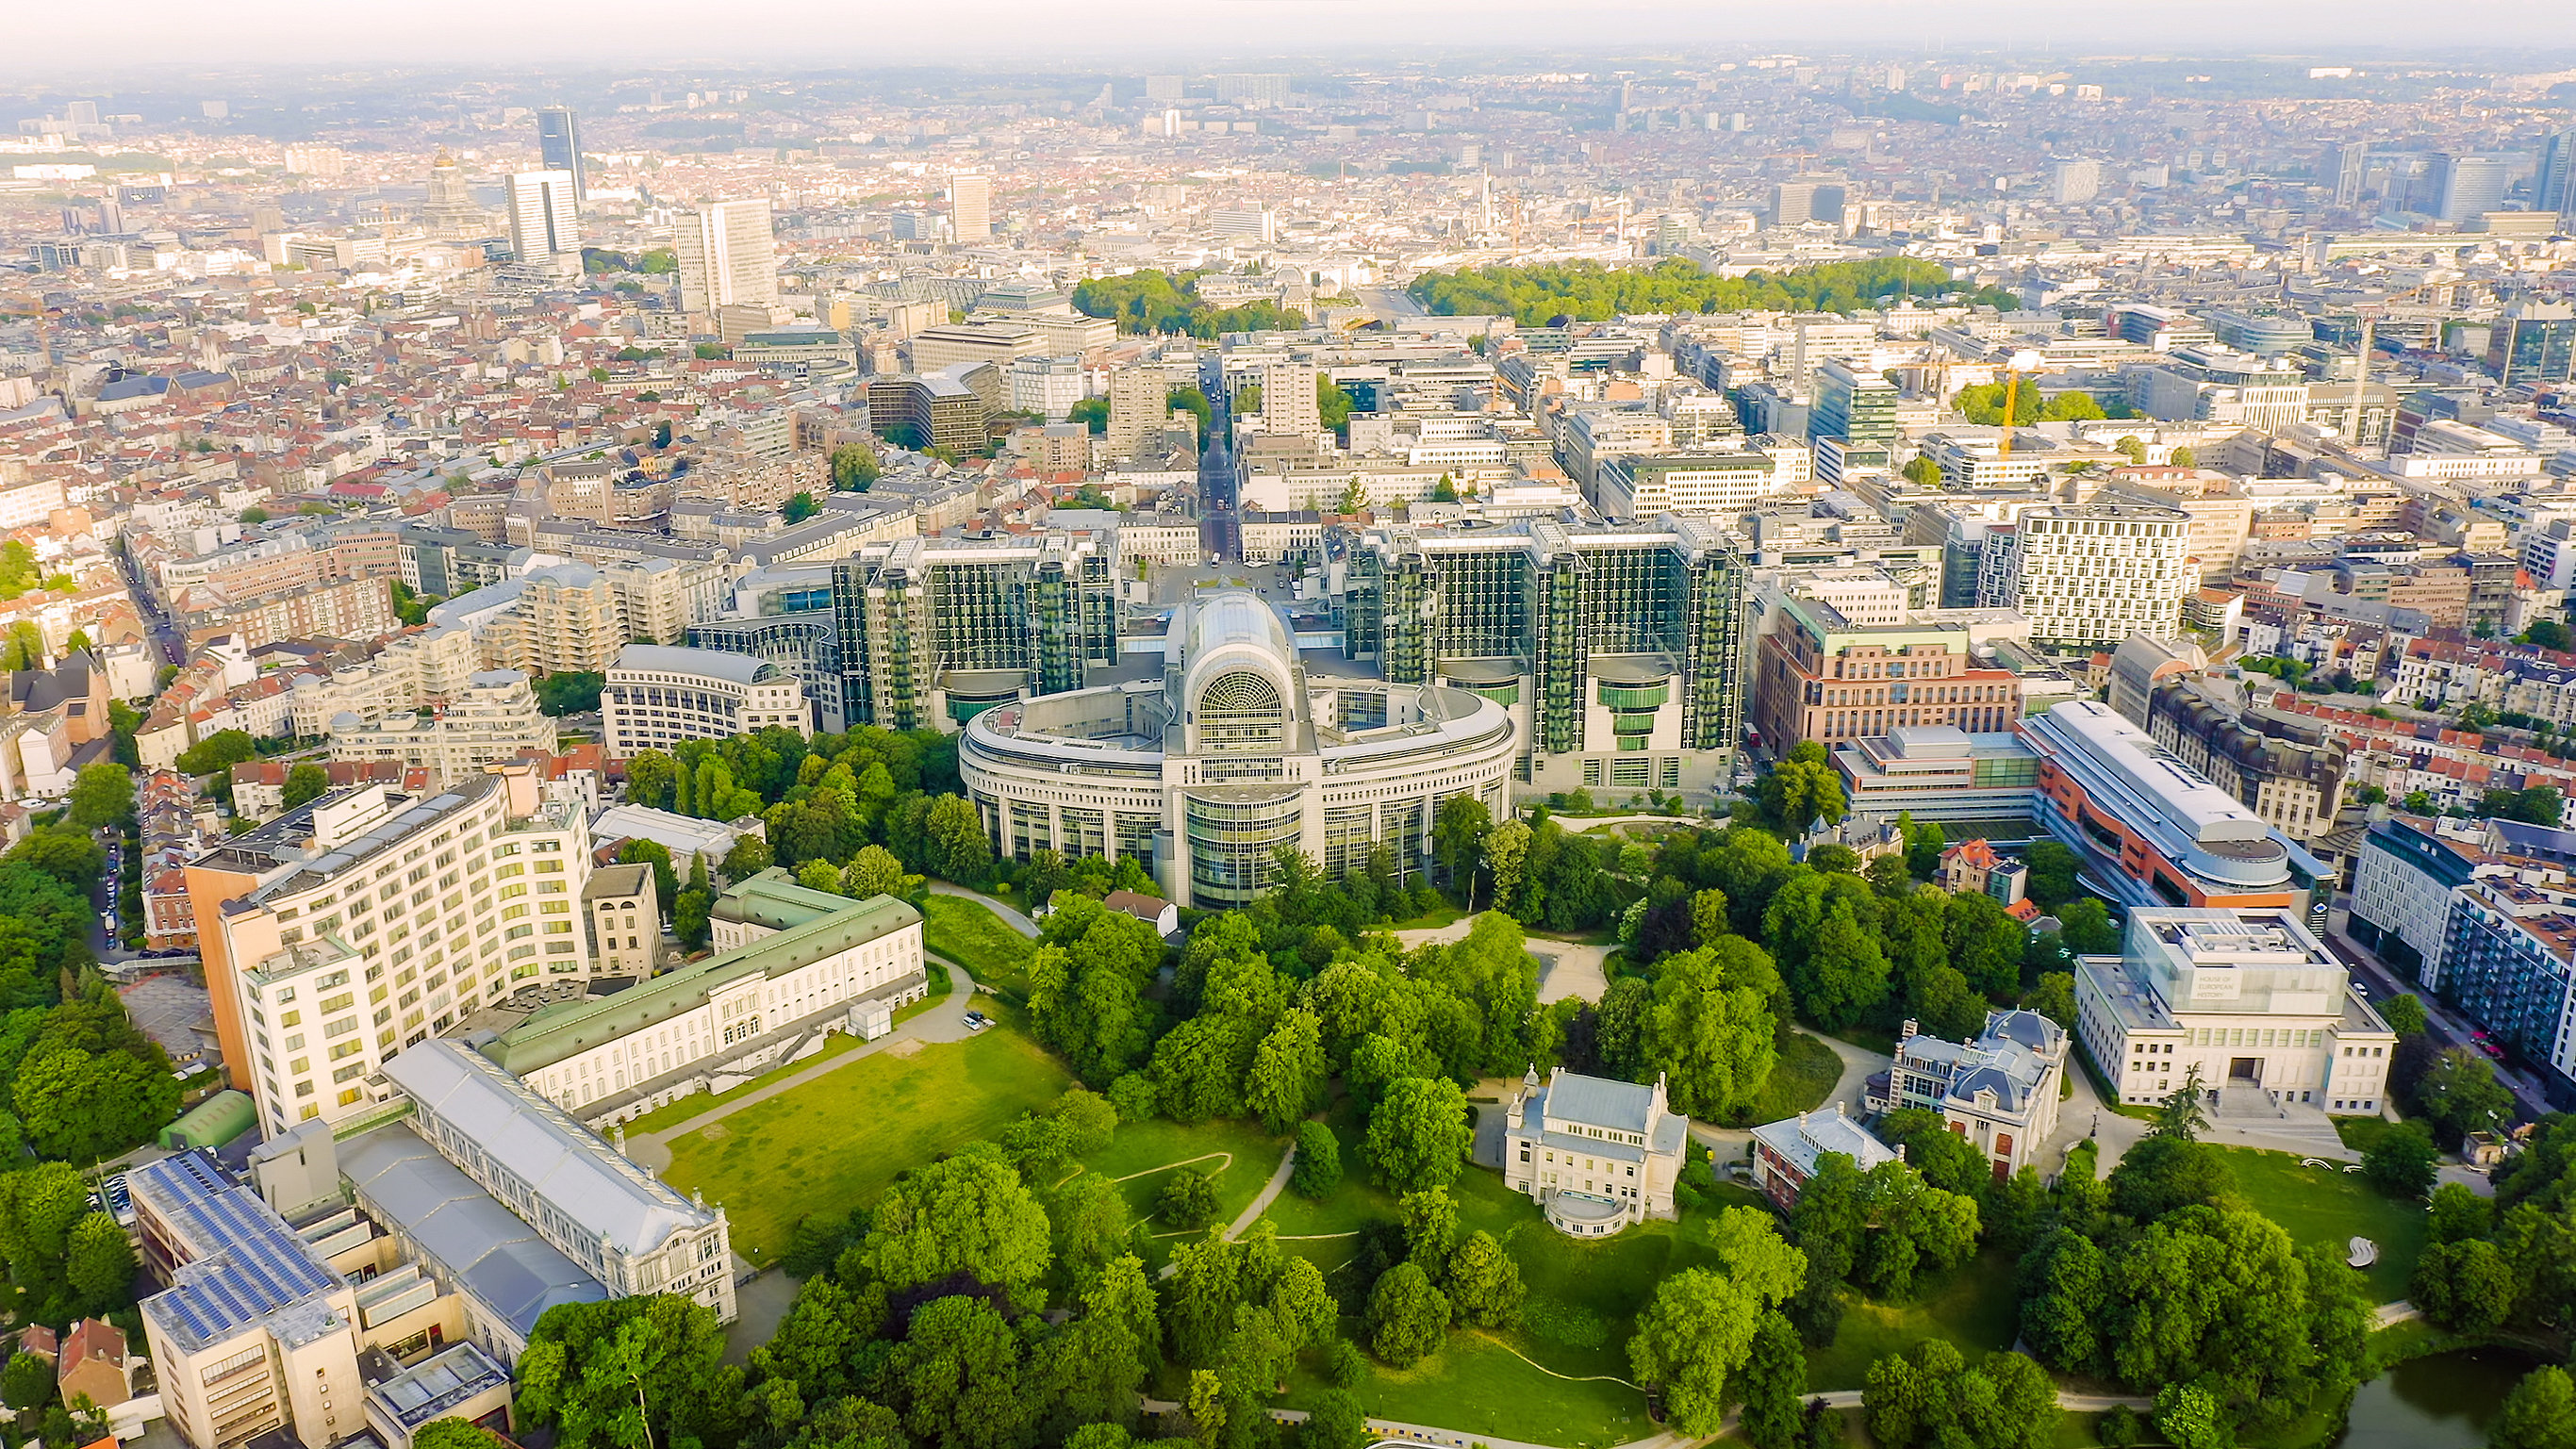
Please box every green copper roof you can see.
[478,869,919,1077]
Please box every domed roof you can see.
[1176,590,1299,739]
[1184,589,1293,663]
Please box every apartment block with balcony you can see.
[323,670,558,784]
[602,644,810,758]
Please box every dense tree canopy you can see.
[1409,257,1971,325]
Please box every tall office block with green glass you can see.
[831,533,1121,730]
[1339,518,1749,800]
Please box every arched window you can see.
[1197,669,1285,752]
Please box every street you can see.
[2324,903,2555,1124]
[1197,354,1241,563]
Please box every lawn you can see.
[660,1023,1071,1265]
[621,1031,867,1136]
[1804,1244,2025,1391]
[1750,1030,1843,1122]
[2213,1144,2427,1302]
[1288,1331,1654,1448]
[2335,1114,2400,1155]
[1070,1115,1288,1261]
[921,895,1037,999]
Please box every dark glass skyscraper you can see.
[537,107,586,202]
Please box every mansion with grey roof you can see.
[1500,1067,1690,1235]
[1865,1008,2069,1181]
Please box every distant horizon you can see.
[12,0,2576,71]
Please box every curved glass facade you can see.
[1183,790,1304,905]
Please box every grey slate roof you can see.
[1539,1073,1658,1135]
[382,1041,717,1259]
[339,1125,607,1338]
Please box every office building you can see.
[184,766,599,1131]
[324,671,558,784]
[2485,299,2576,388]
[381,1042,736,1319]
[1499,1067,1689,1236]
[1831,725,2045,822]
[864,362,997,454]
[2347,814,2490,980]
[1211,206,1278,242]
[1339,517,1748,800]
[1214,73,1292,107]
[2072,907,2396,1113]
[476,869,926,1128]
[1864,1011,2066,1180]
[2433,153,2512,222]
[1978,503,2192,650]
[673,199,778,316]
[830,530,1122,731]
[2328,141,2370,206]
[1145,74,1185,102]
[2542,128,2576,224]
[2140,676,2349,843]
[602,644,811,758]
[1593,453,1791,519]
[535,107,586,199]
[959,590,1516,906]
[2023,700,2323,911]
[2049,158,2102,205]
[948,172,991,242]
[504,171,580,279]
[1753,596,2024,751]
[1808,359,1899,452]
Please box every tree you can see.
[1247,1008,1328,1133]
[1430,795,1491,901]
[2494,1365,2576,1449]
[64,1209,134,1313]
[536,671,605,716]
[1900,453,1942,487]
[1445,1229,1525,1328]
[2023,839,2079,910]
[1794,906,1890,1031]
[830,441,883,490]
[1292,1122,1342,1198]
[516,1297,742,1449]
[892,1294,1033,1449]
[2380,993,2428,1038]
[1365,1078,1472,1193]
[924,795,995,885]
[2151,1063,2210,1142]
[626,750,679,811]
[719,834,773,881]
[1157,1169,1218,1229]
[1365,1262,1449,1366]
[616,839,679,913]
[2414,1047,2515,1150]
[17,1045,180,1162]
[1760,742,1846,833]
[1875,1109,1990,1198]
[279,763,330,815]
[783,491,821,524]
[2152,1383,2230,1449]
[1639,941,1780,1121]
[1625,1210,1808,1435]
[2409,1238,2515,1334]
[841,844,917,899]
[1301,1390,1367,1449]
[2361,1120,2438,1198]
[2170,447,2197,468]
[65,764,132,831]
[857,1144,1052,1298]
[2056,897,2118,955]
[172,729,257,778]
[2426,1180,2490,1244]
[2019,972,2077,1029]
[1738,1310,1807,1449]
[0,1352,51,1412]
[2105,1133,2234,1221]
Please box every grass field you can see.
[1070,1115,1287,1261]
[1750,1030,1843,1122]
[1804,1244,2024,1390]
[620,1031,867,1137]
[661,1022,1070,1264]
[921,895,1037,998]
[2215,1144,2427,1302]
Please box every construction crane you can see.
[1995,349,2044,458]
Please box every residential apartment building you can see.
[1864,1011,2066,1180]
[1749,1104,1898,1210]
[1979,503,2192,650]
[1753,595,2024,751]
[602,644,810,757]
[323,671,555,785]
[289,626,485,735]
[1103,367,1172,461]
[2435,881,2576,1101]
[2143,677,2350,844]
[582,864,659,979]
[184,766,597,1131]
[866,364,996,453]
[2073,907,2396,1112]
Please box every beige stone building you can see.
[325,671,558,785]
[583,862,660,979]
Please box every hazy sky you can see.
[11,0,2576,69]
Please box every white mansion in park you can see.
[1502,1066,1690,1236]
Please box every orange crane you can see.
[2344,281,2448,445]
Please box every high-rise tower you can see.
[506,170,581,278]
[537,107,586,202]
[673,199,779,316]
[948,172,991,242]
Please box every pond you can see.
[2336,1347,2538,1448]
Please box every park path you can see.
[1689,1030,1891,1163]
[1153,1141,1298,1279]
[1391,913,1610,1006]
[927,880,1040,937]
[623,956,980,1174]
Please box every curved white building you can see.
[960,590,1516,907]
[603,645,811,759]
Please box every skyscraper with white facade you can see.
[948,172,992,242]
[673,198,779,316]
[505,170,580,279]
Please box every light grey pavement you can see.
[722,1266,801,1364]
[929,880,1040,937]
[623,959,981,1174]
[1692,1030,1891,1163]
[1155,1142,1298,1280]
